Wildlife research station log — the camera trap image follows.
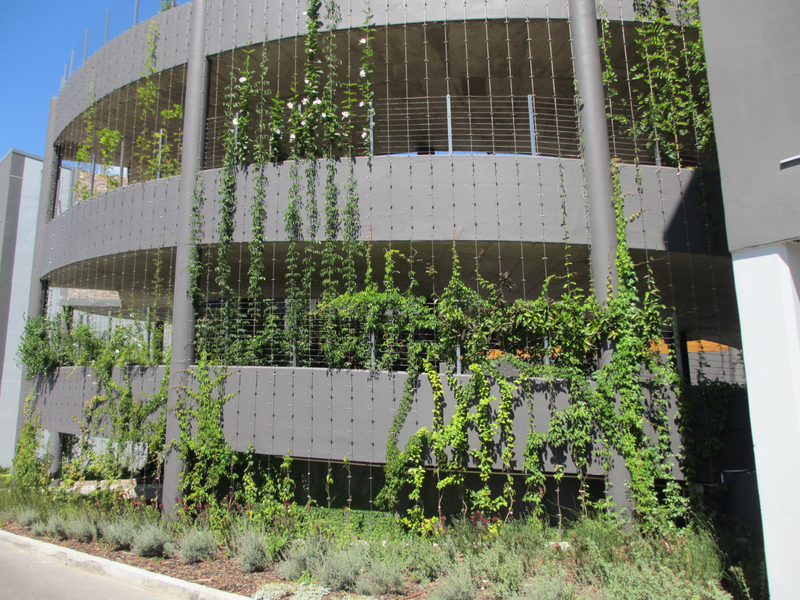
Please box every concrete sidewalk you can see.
[0,530,250,600]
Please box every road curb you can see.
[0,530,250,600]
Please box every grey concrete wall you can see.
[700,0,800,252]
[34,363,683,479]
[36,155,717,283]
[37,176,180,280]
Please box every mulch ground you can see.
[1,520,430,600]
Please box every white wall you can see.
[732,241,800,599]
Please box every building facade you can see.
[20,0,753,542]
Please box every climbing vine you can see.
[133,20,183,181]
[601,0,713,167]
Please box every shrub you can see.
[401,536,455,583]
[315,543,370,591]
[511,570,573,600]
[355,557,406,596]
[465,543,525,598]
[293,583,332,600]
[597,561,731,600]
[17,507,40,527]
[179,528,217,564]
[67,514,99,542]
[235,528,270,573]
[662,527,724,585]
[430,566,477,600]
[31,521,47,537]
[494,519,547,573]
[45,513,67,540]
[277,537,327,581]
[133,522,170,557]
[102,519,137,550]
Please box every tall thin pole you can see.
[527,94,537,155]
[569,0,617,300]
[133,0,140,26]
[568,0,628,517]
[105,8,110,44]
[83,29,89,63]
[162,0,210,514]
[446,94,453,154]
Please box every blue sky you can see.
[0,1,183,158]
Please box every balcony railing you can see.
[54,93,695,217]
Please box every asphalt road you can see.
[0,542,172,600]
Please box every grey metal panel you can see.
[222,367,241,448]
[292,368,313,458]
[271,368,296,456]
[219,1,237,54]
[249,0,270,44]
[328,369,354,462]
[38,178,178,279]
[225,367,256,452]
[237,367,258,452]
[308,368,328,460]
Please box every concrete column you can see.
[48,432,62,478]
[568,0,617,299]
[162,0,209,513]
[15,97,60,449]
[568,0,628,516]
[731,242,800,599]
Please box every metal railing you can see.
[54,90,696,216]
[203,94,688,169]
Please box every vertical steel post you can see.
[89,153,96,196]
[568,0,629,516]
[156,128,164,179]
[133,0,140,27]
[145,306,151,351]
[527,94,537,155]
[654,135,662,166]
[83,29,89,64]
[369,101,374,155]
[119,141,125,187]
[105,9,110,44]
[446,94,453,155]
[69,50,75,75]
[162,0,209,513]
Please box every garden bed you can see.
[1,519,429,599]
